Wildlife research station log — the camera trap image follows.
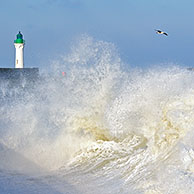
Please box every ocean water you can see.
[0,35,194,194]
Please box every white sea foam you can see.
[0,35,194,193]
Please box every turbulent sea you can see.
[0,36,194,194]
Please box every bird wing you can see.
[163,32,168,36]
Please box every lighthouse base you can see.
[0,68,39,85]
[0,68,39,102]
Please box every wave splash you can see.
[0,35,194,193]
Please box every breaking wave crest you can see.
[0,35,194,193]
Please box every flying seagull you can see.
[155,29,168,36]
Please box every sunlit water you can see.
[0,35,194,194]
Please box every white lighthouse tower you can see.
[14,31,24,68]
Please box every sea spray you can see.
[0,35,194,193]
[0,35,125,171]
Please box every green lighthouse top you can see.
[14,31,24,43]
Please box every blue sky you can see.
[0,0,194,69]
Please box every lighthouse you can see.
[14,31,24,68]
[0,31,39,92]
